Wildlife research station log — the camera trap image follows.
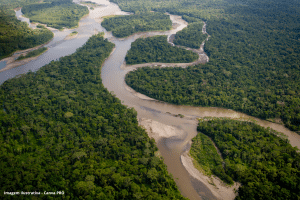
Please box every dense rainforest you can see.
[21,0,89,29]
[190,131,234,185]
[125,35,198,65]
[0,0,41,9]
[173,22,207,49]
[0,34,187,200]
[194,118,300,200]
[121,0,300,132]
[101,12,172,38]
[0,8,53,59]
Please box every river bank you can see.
[181,152,240,200]
[64,32,79,40]
[0,46,49,73]
[140,116,240,199]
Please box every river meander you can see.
[1,0,300,200]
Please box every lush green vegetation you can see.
[0,34,187,200]
[17,47,47,60]
[0,8,53,59]
[22,0,89,29]
[195,118,300,200]
[0,0,40,9]
[190,132,234,185]
[70,31,78,36]
[173,22,207,49]
[126,35,198,65]
[80,1,99,7]
[36,24,46,29]
[123,0,300,132]
[101,12,172,38]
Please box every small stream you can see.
[15,9,35,29]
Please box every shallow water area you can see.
[0,61,6,71]
[0,0,124,84]
[15,9,35,28]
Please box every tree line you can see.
[17,47,47,60]
[190,130,234,185]
[173,22,207,49]
[22,0,89,29]
[126,35,198,65]
[101,12,172,38]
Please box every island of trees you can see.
[191,118,300,200]
[173,22,207,49]
[125,35,199,65]
[22,0,89,29]
[101,12,172,38]
[0,33,187,200]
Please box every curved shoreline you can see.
[181,152,240,200]
[0,45,50,73]
[122,20,209,69]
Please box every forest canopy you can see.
[22,0,89,29]
[0,34,187,200]
[0,8,53,59]
[194,118,300,200]
[122,0,300,132]
[190,131,234,185]
[101,12,172,38]
[173,22,207,49]
[125,35,199,65]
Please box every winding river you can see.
[1,0,300,199]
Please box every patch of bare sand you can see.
[181,152,240,200]
[64,32,78,40]
[139,118,179,141]
[124,85,155,101]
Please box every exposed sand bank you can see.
[64,32,79,40]
[123,51,208,70]
[139,118,180,142]
[0,46,48,73]
[124,84,156,101]
[181,152,240,200]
